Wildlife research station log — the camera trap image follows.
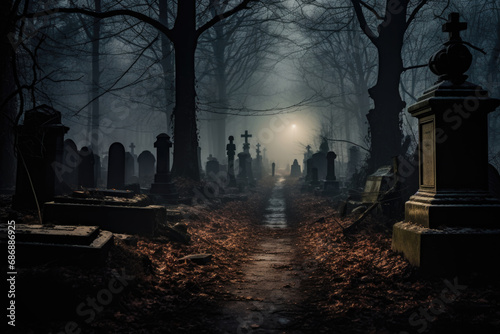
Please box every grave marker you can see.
[78,147,95,188]
[226,136,237,187]
[107,142,125,190]
[137,150,155,187]
[392,13,500,274]
[150,133,178,200]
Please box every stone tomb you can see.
[0,224,113,265]
[392,13,500,274]
[361,165,394,203]
[44,189,166,236]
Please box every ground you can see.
[3,177,500,333]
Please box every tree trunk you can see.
[171,0,200,180]
[0,0,17,190]
[90,0,101,153]
[366,4,407,171]
[159,0,174,131]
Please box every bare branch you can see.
[351,0,378,46]
[406,0,429,29]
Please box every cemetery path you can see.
[213,229,305,333]
[212,178,305,333]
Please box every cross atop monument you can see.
[443,12,467,42]
[306,145,311,153]
[256,143,261,157]
[129,142,136,155]
[241,130,252,144]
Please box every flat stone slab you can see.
[43,202,166,236]
[0,224,113,266]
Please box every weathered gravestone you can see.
[61,139,79,191]
[272,162,275,177]
[311,152,327,180]
[206,155,220,176]
[78,147,95,188]
[392,13,500,274]
[290,159,301,177]
[125,152,136,184]
[137,150,155,187]
[13,106,69,209]
[107,142,125,190]
[150,133,178,201]
[226,136,237,187]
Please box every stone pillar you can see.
[392,13,500,274]
[227,136,237,187]
[150,133,178,200]
[13,107,69,210]
[305,158,313,182]
[272,162,275,177]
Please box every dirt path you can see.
[213,178,306,333]
[213,229,304,334]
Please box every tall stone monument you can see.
[323,151,340,195]
[392,13,500,274]
[150,133,178,201]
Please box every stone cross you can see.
[241,130,252,153]
[227,136,237,186]
[443,12,467,42]
[129,142,136,155]
[256,143,261,157]
[306,145,311,155]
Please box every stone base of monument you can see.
[0,224,113,266]
[150,182,179,203]
[320,180,340,196]
[44,194,166,236]
[392,221,500,275]
[404,191,500,229]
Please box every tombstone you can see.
[323,151,340,194]
[290,159,301,177]
[311,152,327,180]
[272,162,275,177]
[392,13,500,274]
[226,136,237,187]
[13,106,69,209]
[125,152,136,184]
[61,139,80,191]
[138,150,156,187]
[107,142,125,190]
[206,156,220,176]
[361,165,393,203]
[78,147,95,188]
[237,152,249,186]
[150,133,178,200]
